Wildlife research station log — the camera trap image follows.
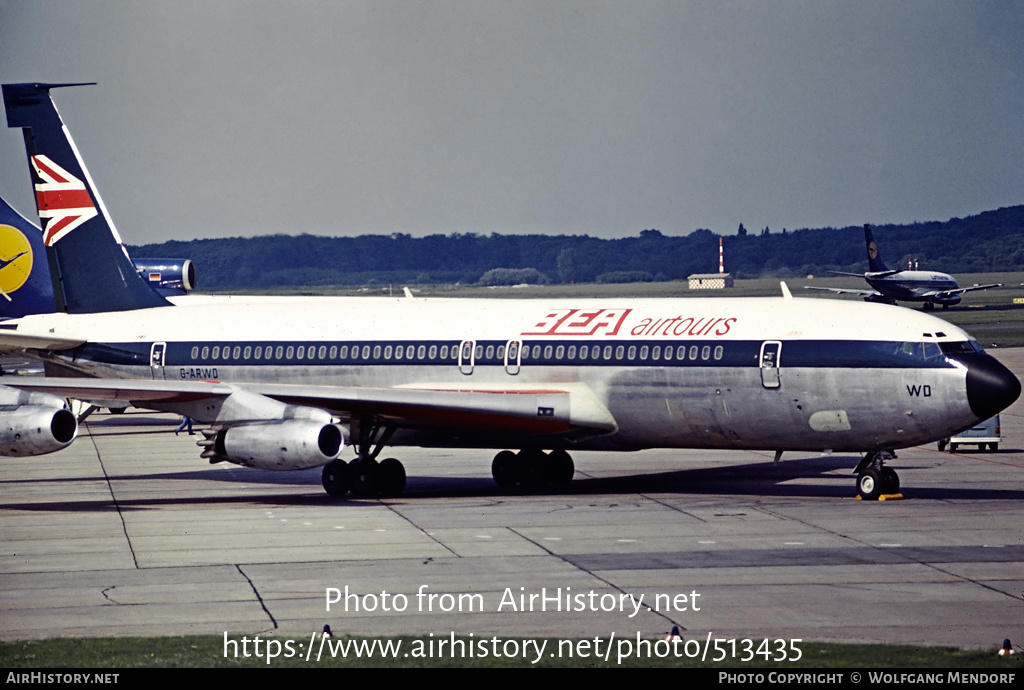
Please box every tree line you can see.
[130,205,1024,289]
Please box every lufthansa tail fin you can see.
[863,224,891,274]
[0,195,56,318]
[2,82,170,313]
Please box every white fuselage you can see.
[15,295,987,453]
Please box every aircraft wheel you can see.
[492,451,518,489]
[857,468,883,501]
[881,466,900,494]
[989,443,998,452]
[321,459,351,497]
[378,458,406,497]
[937,439,947,452]
[548,449,575,491]
[517,449,551,490]
[949,443,958,453]
[108,407,127,415]
[350,458,380,496]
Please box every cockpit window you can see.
[940,340,983,355]
[898,342,922,359]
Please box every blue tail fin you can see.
[0,195,56,318]
[3,82,170,313]
[863,224,890,273]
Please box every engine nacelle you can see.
[0,405,78,457]
[933,293,962,306]
[207,420,345,470]
[134,259,196,296]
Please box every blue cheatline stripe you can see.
[80,338,961,370]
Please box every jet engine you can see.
[200,420,345,470]
[0,386,77,457]
[932,293,962,307]
[134,259,196,296]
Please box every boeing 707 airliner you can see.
[0,82,1018,501]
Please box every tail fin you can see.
[0,195,56,318]
[2,82,170,313]
[863,224,890,273]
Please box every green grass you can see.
[2,636,1022,668]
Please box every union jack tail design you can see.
[31,154,98,246]
[3,82,171,313]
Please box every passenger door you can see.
[759,340,781,389]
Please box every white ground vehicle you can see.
[938,415,1000,452]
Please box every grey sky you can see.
[1,1,1021,243]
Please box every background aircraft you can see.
[0,82,1019,502]
[805,225,999,309]
[0,191,196,315]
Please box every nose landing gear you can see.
[853,451,901,500]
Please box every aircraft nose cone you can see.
[964,354,1021,420]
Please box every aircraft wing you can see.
[0,326,85,351]
[828,269,903,279]
[926,283,1001,298]
[803,286,879,298]
[3,377,618,438]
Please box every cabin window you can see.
[701,345,711,360]
[373,345,382,359]
[604,345,613,360]
[578,345,588,359]
[243,346,251,360]
[190,346,199,359]
[296,346,305,360]
[201,346,209,360]
[627,345,637,360]
[555,345,565,360]
[275,346,284,359]
[337,345,346,359]
[688,345,698,360]
[440,345,449,359]
[485,345,495,360]
[254,346,262,360]
[651,345,660,360]
[329,345,338,359]
[615,345,625,360]
[663,346,672,361]
[286,346,295,359]
[543,345,553,359]
[418,345,427,359]
[714,345,723,360]
[567,345,577,359]
[224,347,232,360]
[319,346,327,359]
[428,345,437,360]
[639,345,649,360]
[212,346,220,359]
[362,345,371,359]
[384,345,393,359]
[677,345,687,360]
[496,345,505,360]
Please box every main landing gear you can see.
[491,449,575,491]
[321,421,406,498]
[852,450,900,500]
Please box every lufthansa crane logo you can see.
[0,225,34,294]
[867,242,878,260]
